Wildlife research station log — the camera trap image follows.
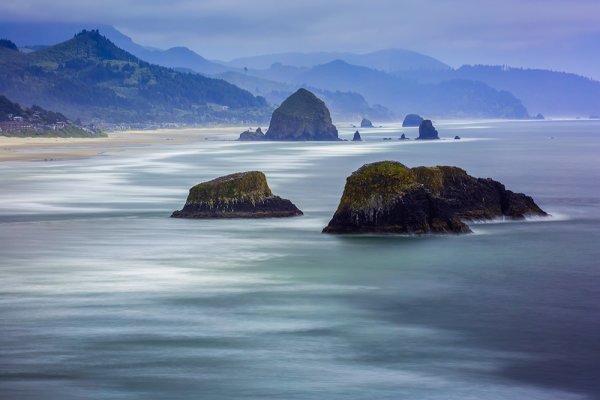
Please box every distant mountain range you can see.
[1,22,599,121]
[0,30,269,123]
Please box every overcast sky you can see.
[2,0,599,79]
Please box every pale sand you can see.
[0,127,244,162]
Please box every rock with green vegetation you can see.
[402,114,424,127]
[238,127,265,141]
[417,119,439,140]
[264,88,338,141]
[323,161,546,234]
[171,171,303,219]
[360,118,373,128]
[352,130,362,141]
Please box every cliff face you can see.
[264,89,338,141]
[323,161,546,234]
[172,171,302,218]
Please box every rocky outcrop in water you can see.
[417,120,439,140]
[323,161,546,234]
[171,171,303,218]
[352,130,362,141]
[399,133,408,140]
[264,89,338,141]
[454,135,461,140]
[360,118,373,128]
[239,127,265,141]
[402,114,424,127]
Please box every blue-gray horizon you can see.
[1,0,599,80]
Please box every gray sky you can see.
[2,0,600,79]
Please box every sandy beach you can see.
[0,126,244,162]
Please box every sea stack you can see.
[402,114,424,127]
[417,120,439,140]
[239,127,266,141]
[399,133,408,140]
[264,88,338,141]
[323,161,546,234]
[360,118,374,128]
[171,171,303,218]
[352,130,362,141]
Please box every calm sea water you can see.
[1,120,599,400]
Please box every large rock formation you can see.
[264,88,338,141]
[352,130,362,141]
[417,120,439,140]
[360,118,374,128]
[402,114,424,127]
[238,127,265,141]
[172,171,303,218]
[323,161,546,234]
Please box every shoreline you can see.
[0,127,244,162]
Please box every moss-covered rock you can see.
[323,161,547,234]
[172,171,302,218]
[264,89,338,141]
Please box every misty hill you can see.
[0,30,269,123]
[214,71,394,121]
[226,49,450,73]
[0,22,230,76]
[452,66,600,117]
[247,60,528,118]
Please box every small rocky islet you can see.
[322,161,546,234]
[360,118,374,128]
[171,171,302,219]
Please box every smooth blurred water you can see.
[1,120,599,400]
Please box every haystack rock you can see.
[402,114,424,127]
[171,171,302,218]
[323,161,546,234]
[264,89,338,141]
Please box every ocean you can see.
[1,120,599,399]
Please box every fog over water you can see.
[1,120,599,399]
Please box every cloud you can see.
[2,0,600,75]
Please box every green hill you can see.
[0,30,270,124]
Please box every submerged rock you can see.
[360,118,374,128]
[264,88,338,141]
[239,127,265,141]
[402,114,424,127]
[322,161,546,234]
[417,120,439,140]
[172,171,303,218]
[352,130,362,141]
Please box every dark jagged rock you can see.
[360,118,374,128]
[399,133,408,140]
[171,171,303,218]
[264,88,338,141]
[454,135,461,140]
[417,120,439,140]
[323,161,546,234]
[238,127,265,141]
[402,114,424,127]
[352,130,362,141]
